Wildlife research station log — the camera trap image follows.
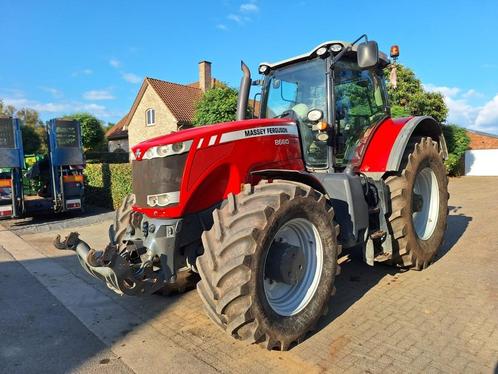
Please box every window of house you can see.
[146,108,155,126]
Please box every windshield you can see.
[264,58,328,168]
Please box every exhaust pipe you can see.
[54,232,164,296]
[236,60,251,121]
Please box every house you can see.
[106,114,129,152]
[464,129,498,176]
[105,61,216,153]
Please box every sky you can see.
[1,0,498,134]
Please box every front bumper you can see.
[54,209,211,296]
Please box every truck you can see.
[0,117,85,218]
[55,35,449,350]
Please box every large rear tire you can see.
[110,194,136,252]
[385,137,448,270]
[196,180,340,350]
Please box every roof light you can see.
[316,47,328,57]
[390,45,400,59]
[258,65,270,74]
[330,44,343,53]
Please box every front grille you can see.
[132,153,188,207]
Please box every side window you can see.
[335,62,387,166]
[146,108,155,126]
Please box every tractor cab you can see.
[0,116,24,218]
[246,36,390,172]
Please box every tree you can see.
[21,124,43,154]
[442,124,470,176]
[385,64,448,123]
[193,86,240,126]
[1,102,45,154]
[64,112,105,151]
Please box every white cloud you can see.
[109,58,121,68]
[83,89,115,100]
[424,83,498,135]
[1,89,114,119]
[462,89,483,99]
[423,84,461,98]
[228,14,243,23]
[40,87,63,99]
[122,72,141,84]
[216,24,228,31]
[240,3,259,12]
[72,68,93,77]
[475,95,498,133]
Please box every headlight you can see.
[142,140,192,160]
[146,191,180,207]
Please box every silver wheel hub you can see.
[263,218,323,316]
[412,167,440,240]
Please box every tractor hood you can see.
[131,118,292,161]
[130,117,304,218]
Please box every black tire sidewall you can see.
[251,193,337,340]
[405,144,448,261]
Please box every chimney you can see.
[199,60,212,92]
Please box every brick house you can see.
[466,129,498,150]
[106,61,215,153]
[106,114,129,152]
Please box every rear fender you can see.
[386,116,447,171]
[360,116,447,177]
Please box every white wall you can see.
[465,149,498,176]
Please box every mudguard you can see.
[360,116,447,177]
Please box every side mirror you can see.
[357,41,379,69]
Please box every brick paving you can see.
[16,177,498,373]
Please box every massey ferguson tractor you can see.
[56,35,449,350]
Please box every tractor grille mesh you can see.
[132,153,188,207]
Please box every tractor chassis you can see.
[54,205,216,296]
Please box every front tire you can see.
[196,180,340,350]
[385,137,449,270]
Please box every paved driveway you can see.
[1,177,497,373]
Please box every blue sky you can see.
[1,0,498,134]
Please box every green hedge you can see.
[442,124,470,176]
[84,163,132,209]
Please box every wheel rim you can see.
[412,167,439,240]
[263,218,323,316]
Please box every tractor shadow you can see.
[436,205,472,261]
[312,205,471,340]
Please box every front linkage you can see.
[54,232,164,295]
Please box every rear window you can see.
[0,118,15,149]
[56,121,79,148]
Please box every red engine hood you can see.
[131,118,292,160]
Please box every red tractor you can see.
[56,35,448,350]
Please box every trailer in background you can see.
[0,116,24,218]
[0,116,85,218]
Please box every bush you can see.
[442,124,470,176]
[84,163,132,209]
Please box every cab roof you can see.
[259,40,390,71]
